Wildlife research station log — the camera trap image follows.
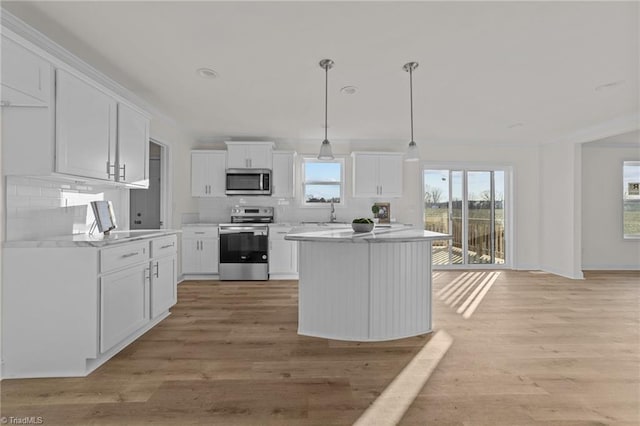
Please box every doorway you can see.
[130,141,165,229]
[424,167,510,268]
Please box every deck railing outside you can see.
[425,211,505,264]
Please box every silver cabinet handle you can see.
[154,262,159,278]
[106,161,116,178]
[119,163,126,181]
[198,240,202,250]
[160,243,174,249]
[145,267,151,280]
[195,232,205,234]
[121,252,139,258]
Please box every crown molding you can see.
[544,112,640,147]
[1,8,177,126]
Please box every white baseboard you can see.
[180,274,220,282]
[582,265,640,271]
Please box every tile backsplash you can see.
[5,176,129,241]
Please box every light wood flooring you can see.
[1,270,638,425]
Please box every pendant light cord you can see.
[409,66,414,143]
[324,64,329,141]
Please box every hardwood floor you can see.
[1,270,638,425]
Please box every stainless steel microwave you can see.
[225,169,271,195]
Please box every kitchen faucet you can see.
[329,201,337,223]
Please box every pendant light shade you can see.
[318,59,335,160]
[403,62,420,162]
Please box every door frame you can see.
[421,162,514,269]
[150,137,172,230]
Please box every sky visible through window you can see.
[424,170,505,202]
[304,161,341,203]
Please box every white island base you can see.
[297,238,434,342]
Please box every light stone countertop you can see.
[285,225,450,243]
[4,229,180,248]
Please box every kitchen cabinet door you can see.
[150,256,176,318]
[199,238,219,274]
[191,151,226,197]
[352,153,404,198]
[100,263,149,353]
[378,154,403,197]
[226,142,273,169]
[269,227,297,276]
[55,69,117,181]
[181,237,218,274]
[269,240,298,275]
[352,154,379,197]
[117,103,149,187]
[272,151,295,198]
[1,36,51,107]
[181,238,201,274]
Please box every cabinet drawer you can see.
[269,227,292,241]
[151,235,177,258]
[182,227,219,239]
[100,241,149,273]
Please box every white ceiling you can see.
[4,1,639,147]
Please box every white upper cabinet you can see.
[117,103,149,187]
[352,152,403,198]
[191,150,227,197]
[1,31,150,186]
[55,69,117,181]
[225,141,274,169]
[272,151,296,198]
[1,36,51,107]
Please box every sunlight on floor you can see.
[436,271,501,319]
[353,330,453,426]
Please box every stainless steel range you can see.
[218,206,273,281]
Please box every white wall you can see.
[582,142,640,269]
[539,141,583,279]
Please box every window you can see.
[623,161,640,239]
[302,158,344,205]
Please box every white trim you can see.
[540,266,585,280]
[149,138,172,230]
[582,265,640,271]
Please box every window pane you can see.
[305,162,341,182]
[304,184,341,203]
[624,161,640,238]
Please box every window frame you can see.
[623,160,640,240]
[300,156,346,207]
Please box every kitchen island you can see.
[285,226,450,342]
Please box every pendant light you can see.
[403,62,420,161]
[318,59,335,160]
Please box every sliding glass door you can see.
[424,168,507,267]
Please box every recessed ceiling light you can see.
[340,86,358,95]
[595,80,624,91]
[197,68,219,79]
[507,122,524,129]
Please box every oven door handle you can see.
[219,226,268,234]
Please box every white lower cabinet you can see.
[181,226,219,275]
[100,263,150,353]
[269,226,298,278]
[151,253,177,318]
[2,232,179,378]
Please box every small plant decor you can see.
[371,204,380,218]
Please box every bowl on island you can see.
[352,218,374,233]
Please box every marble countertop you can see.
[285,225,450,243]
[4,229,180,248]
